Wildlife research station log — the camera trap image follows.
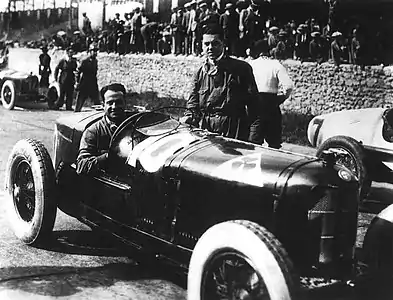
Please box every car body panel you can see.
[54,110,360,279]
[308,108,393,171]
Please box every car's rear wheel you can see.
[4,139,57,245]
[1,80,17,110]
[47,82,60,109]
[316,135,371,199]
[359,204,393,300]
[188,220,299,300]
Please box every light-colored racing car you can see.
[308,107,393,198]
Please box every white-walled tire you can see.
[1,80,16,110]
[4,139,57,245]
[188,220,299,300]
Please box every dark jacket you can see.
[76,117,115,175]
[76,56,98,88]
[219,12,239,39]
[39,53,51,76]
[54,58,77,85]
[186,56,257,140]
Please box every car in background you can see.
[0,68,43,110]
[308,107,393,198]
[7,107,391,299]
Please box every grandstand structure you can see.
[7,0,70,11]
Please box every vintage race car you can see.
[5,107,380,299]
[0,68,43,110]
[307,108,393,198]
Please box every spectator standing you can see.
[123,13,133,54]
[181,25,257,141]
[248,39,294,149]
[141,22,159,54]
[38,45,51,89]
[82,13,93,37]
[294,24,309,61]
[246,2,265,43]
[199,2,219,33]
[267,26,279,54]
[309,31,325,63]
[74,44,100,112]
[219,3,239,56]
[188,0,200,55]
[170,7,185,55]
[238,2,254,57]
[183,2,192,55]
[350,28,363,66]
[331,31,346,67]
[130,7,143,53]
[271,30,287,60]
[53,47,77,110]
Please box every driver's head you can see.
[101,83,126,125]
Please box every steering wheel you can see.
[108,106,196,159]
[109,111,145,150]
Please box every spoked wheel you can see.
[5,139,57,245]
[202,250,270,300]
[1,80,16,110]
[12,160,36,223]
[188,220,299,300]
[316,135,371,199]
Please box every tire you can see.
[47,82,60,109]
[188,220,299,300]
[1,80,16,110]
[4,139,57,245]
[316,135,371,199]
[359,204,393,300]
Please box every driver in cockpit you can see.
[76,83,127,175]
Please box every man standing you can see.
[183,3,192,55]
[54,47,78,110]
[248,39,294,149]
[331,31,347,67]
[219,3,239,56]
[76,83,127,175]
[74,44,100,112]
[38,45,51,90]
[181,25,257,141]
[309,31,325,63]
[82,12,93,37]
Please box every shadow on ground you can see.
[34,230,126,257]
[0,262,186,298]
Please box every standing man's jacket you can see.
[76,56,98,89]
[54,58,77,85]
[186,56,257,140]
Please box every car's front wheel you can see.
[4,139,57,245]
[1,80,17,110]
[316,135,371,199]
[188,220,299,300]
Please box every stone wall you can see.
[282,61,393,115]
[14,48,393,116]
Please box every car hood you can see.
[173,136,323,189]
[0,69,33,79]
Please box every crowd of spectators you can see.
[21,0,392,67]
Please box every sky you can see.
[0,0,70,12]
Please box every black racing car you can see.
[5,107,390,299]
